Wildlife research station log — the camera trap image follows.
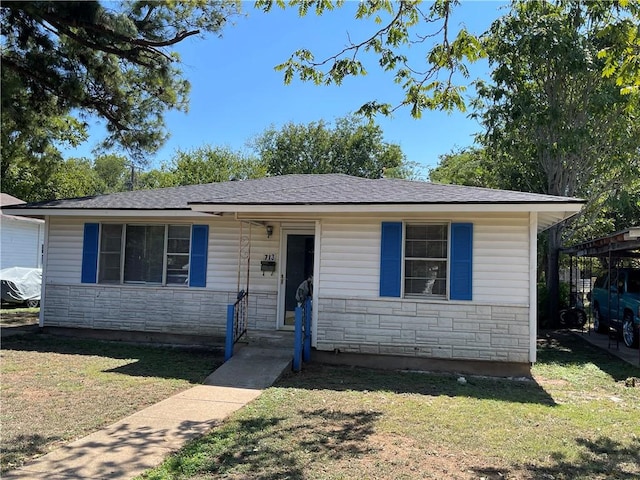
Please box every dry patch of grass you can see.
[0,333,221,473]
[0,307,39,326]
[142,332,640,480]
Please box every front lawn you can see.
[0,306,39,326]
[0,334,221,473]
[141,331,640,480]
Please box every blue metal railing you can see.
[293,297,312,372]
[225,290,248,361]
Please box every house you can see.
[0,193,44,270]
[2,174,583,375]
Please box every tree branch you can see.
[308,2,409,69]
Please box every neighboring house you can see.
[2,174,583,374]
[0,193,44,269]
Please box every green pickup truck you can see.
[591,268,640,348]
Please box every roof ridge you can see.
[191,173,365,202]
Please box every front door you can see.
[280,230,314,328]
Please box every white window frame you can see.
[402,222,450,299]
[97,223,192,286]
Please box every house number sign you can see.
[261,253,277,275]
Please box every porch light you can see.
[266,225,273,238]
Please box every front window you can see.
[404,224,448,297]
[99,224,123,284]
[166,225,191,285]
[98,224,190,285]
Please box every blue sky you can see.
[66,1,508,175]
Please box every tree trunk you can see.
[547,224,562,327]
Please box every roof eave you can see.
[0,208,216,218]
[189,202,584,215]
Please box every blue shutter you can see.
[380,222,402,297]
[450,223,473,301]
[189,225,209,287]
[81,223,100,283]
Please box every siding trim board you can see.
[528,212,538,363]
[39,216,50,328]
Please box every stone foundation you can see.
[317,297,531,363]
[43,284,277,336]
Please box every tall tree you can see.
[475,0,640,323]
[93,154,130,193]
[168,146,266,185]
[47,158,104,200]
[429,147,495,188]
[137,146,265,189]
[1,1,241,164]
[254,115,410,179]
[1,69,88,202]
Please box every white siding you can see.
[319,220,381,297]
[45,217,84,283]
[318,213,531,305]
[45,216,281,294]
[45,213,530,305]
[0,216,44,269]
[473,216,530,304]
[207,219,280,293]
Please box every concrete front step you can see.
[205,344,293,389]
[241,329,295,349]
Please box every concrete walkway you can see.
[4,346,292,480]
[572,328,640,367]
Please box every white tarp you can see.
[0,267,42,303]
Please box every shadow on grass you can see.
[471,435,640,480]
[274,330,639,406]
[276,362,556,405]
[153,409,381,479]
[1,332,221,383]
[0,433,61,472]
[537,330,640,381]
[2,418,225,477]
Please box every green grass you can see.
[0,333,222,473]
[140,331,640,480]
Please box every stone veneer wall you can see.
[44,284,277,336]
[317,297,530,363]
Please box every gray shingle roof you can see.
[3,174,582,211]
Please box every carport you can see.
[562,226,640,364]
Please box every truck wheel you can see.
[593,306,606,333]
[26,299,40,308]
[622,314,638,348]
